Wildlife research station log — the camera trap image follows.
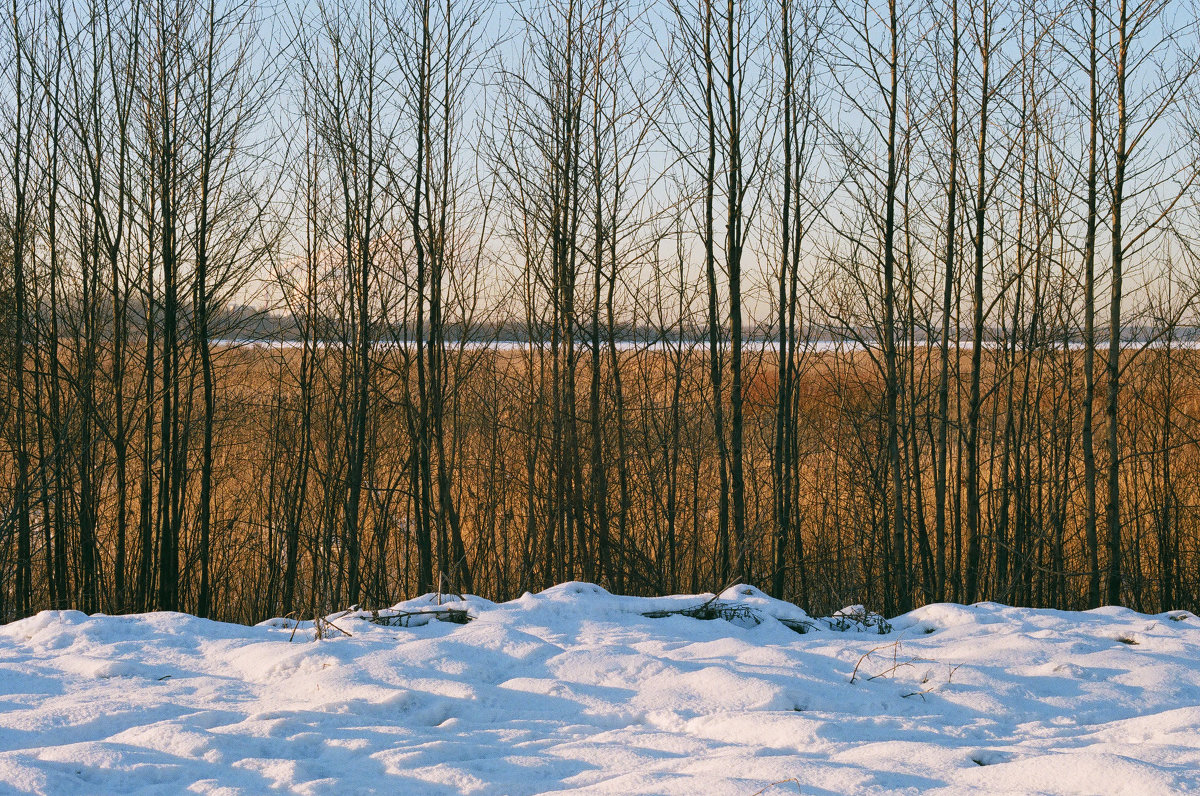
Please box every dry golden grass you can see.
[5,340,1200,620]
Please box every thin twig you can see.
[748,777,802,796]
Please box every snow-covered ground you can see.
[1,583,1198,795]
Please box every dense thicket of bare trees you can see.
[3,0,1200,622]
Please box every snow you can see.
[1,584,1199,795]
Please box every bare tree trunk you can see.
[964,0,992,604]
[724,0,748,585]
[155,0,181,612]
[1105,0,1129,606]
[882,0,909,612]
[934,0,960,604]
[8,0,33,616]
[1081,0,1101,608]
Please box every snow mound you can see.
[2,585,1199,794]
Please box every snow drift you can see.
[1,583,1198,794]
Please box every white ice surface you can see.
[1,582,1199,794]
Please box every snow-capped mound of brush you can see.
[261,581,898,639]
